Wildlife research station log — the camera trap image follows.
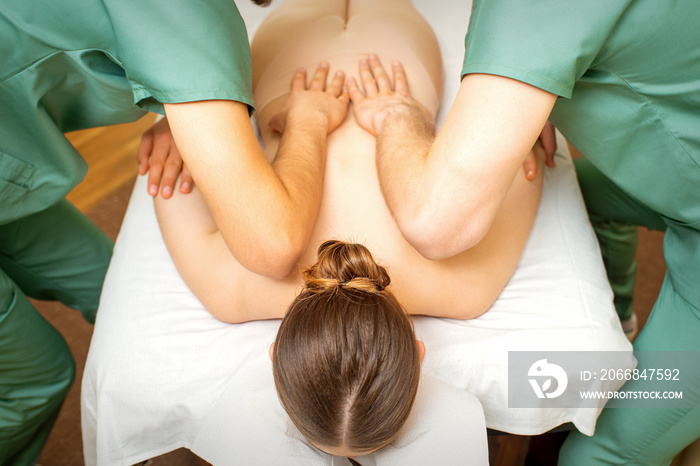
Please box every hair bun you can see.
[303,240,391,294]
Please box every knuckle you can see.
[151,153,164,165]
[154,133,170,144]
[164,158,182,168]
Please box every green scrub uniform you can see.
[0,0,254,462]
[462,0,700,464]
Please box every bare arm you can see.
[350,59,556,260]
[154,186,297,323]
[164,65,348,279]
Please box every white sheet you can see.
[81,1,634,464]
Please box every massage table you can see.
[81,1,635,464]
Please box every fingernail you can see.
[347,77,355,84]
[336,70,344,76]
[149,185,158,196]
[360,59,368,65]
[393,61,401,67]
[297,67,306,73]
[526,170,535,179]
[162,186,172,197]
[320,62,328,68]
[181,182,190,191]
[369,54,378,60]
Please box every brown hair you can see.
[272,240,421,454]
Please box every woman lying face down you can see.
[152,58,543,324]
[151,0,543,456]
[153,0,543,324]
[271,240,424,457]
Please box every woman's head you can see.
[271,240,422,456]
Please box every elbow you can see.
[220,226,305,279]
[448,299,492,320]
[200,283,250,325]
[209,306,246,325]
[397,210,490,261]
[265,254,301,281]
[240,233,304,280]
[447,306,490,321]
[268,232,307,279]
[404,229,462,261]
[421,291,494,321]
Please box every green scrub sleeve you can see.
[103,0,255,113]
[461,0,633,98]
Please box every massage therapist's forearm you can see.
[376,74,557,260]
[375,107,438,252]
[375,104,504,260]
[164,100,327,279]
[375,108,497,261]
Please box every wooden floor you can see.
[65,113,157,212]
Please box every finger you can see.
[146,134,171,196]
[347,77,365,104]
[290,68,307,92]
[147,159,163,197]
[539,121,557,168]
[392,61,409,97]
[136,130,154,175]
[326,70,345,97]
[160,155,183,199]
[359,58,378,97]
[523,149,538,181]
[368,54,392,94]
[180,164,194,194]
[309,62,329,91]
[337,87,350,108]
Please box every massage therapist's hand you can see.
[539,121,557,168]
[269,62,349,135]
[137,117,194,199]
[522,122,557,180]
[347,55,434,136]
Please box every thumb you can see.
[268,111,286,134]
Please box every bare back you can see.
[155,0,543,322]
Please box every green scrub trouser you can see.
[0,199,112,466]
[560,159,700,465]
[575,158,655,321]
[590,223,638,321]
